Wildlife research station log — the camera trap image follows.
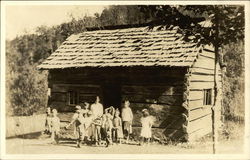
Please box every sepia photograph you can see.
[0,1,249,159]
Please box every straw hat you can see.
[75,105,81,110]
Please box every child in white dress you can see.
[140,109,154,145]
[50,109,60,144]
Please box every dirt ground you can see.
[5,121,245,154]
[6,136,244,154]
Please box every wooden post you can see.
[211,9,220,154]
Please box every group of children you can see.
[45,96,154,148]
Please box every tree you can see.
[6,40,48,116]
[139,5,244,153]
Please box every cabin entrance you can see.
[102,83,122,109]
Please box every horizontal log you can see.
[203,48,214,53]
[188,125,212,141]
[121,85,183,96]
[189,81,214,90]
[188,90,203,100]
[122,94,183,106]
[50,92,67,102]
[52,84,102,94]
[163,128,187,141]
[189,99,204,109]
[50,67,185,83]
[189,106,212,121]
[193,55,215,69]
[187,113,212,134]
[126,103,186,128]
[200,53,215,59]
[79,94,97,104]
[189,74,215,82]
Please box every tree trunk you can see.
[212,12,219,154]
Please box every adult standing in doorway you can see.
[90,96,104,145]
[121,100,133,143]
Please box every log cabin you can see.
[38,25,222,142]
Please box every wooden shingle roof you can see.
[38,26,202,69]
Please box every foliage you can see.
[6,5,245,119]
[139,5,245,120]
[6,41,48,116]
[222,42,244,119]
[139,5,244,47]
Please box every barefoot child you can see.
[45,107,52,134]
[91,96,104,145]
[112,109,123,144]
[51,109,60,144]
[102,106,115,147]
[66,105,85,148]
[121,100,133,143]
[140,109,154,145]
[84,111,95,143]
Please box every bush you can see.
[222,42,244,120]
[6,41,48,116]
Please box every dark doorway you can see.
[102,84,122,109]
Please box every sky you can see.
[5,5,107,40]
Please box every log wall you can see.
[48,67,188,141]
[187,48,222,141]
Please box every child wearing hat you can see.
[50,109,60,144]
[102,106,115,147]
[82,102,90,115]
[140,109,154,145]
[66,105,85,148]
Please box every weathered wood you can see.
[188,123,212,141]
[189,74,215,82]
[52,84,101,93]
[187,47,222,142]
[193,54,215,69]
[49,101,75,112]
[121,85,183,96]
[189,81,214,90]
[188,113,212,134]
[189,106,212,121]
[50,92,67,102]
[189,90,203,100]
[200,53,215,59]
[189,99,204,110]
[122,94,183,106]
[79,94,98,104]
[124,103,185,128]
[163,128,187,141]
